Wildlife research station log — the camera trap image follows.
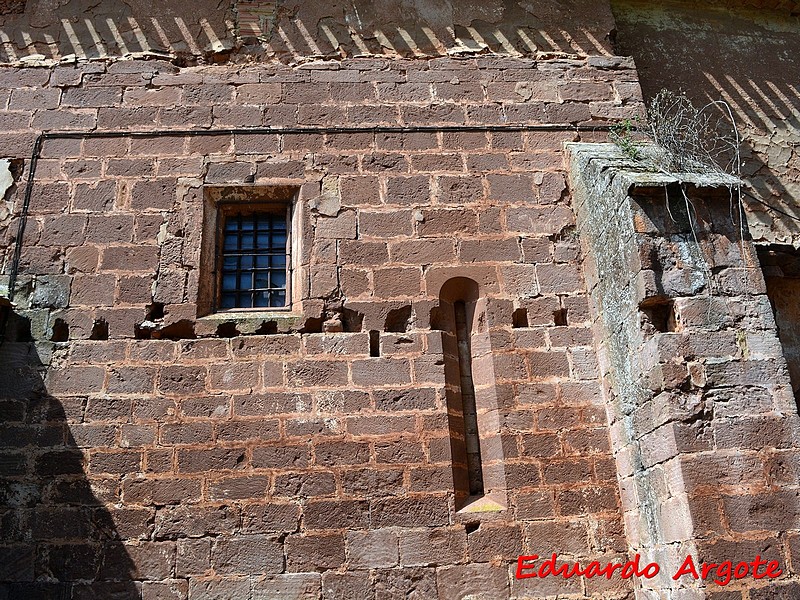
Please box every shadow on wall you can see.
[0,0,616,63]
[0,309,138,598]
[611,0,800,241]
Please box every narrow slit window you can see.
[454,300,484,497]
[217,206,290,310]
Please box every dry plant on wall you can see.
[611,89,745,298]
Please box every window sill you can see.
[196,310,303,336]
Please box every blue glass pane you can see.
[240,255,253,269]
[271,271,286,288]
[271,233,287,247]
[254,271,269,289]
[239,273,251,289]
[272,255,286,269]
[256,255,270,268]
[222,273,237,291]
[223,256,237,269]
[256,233,271,248]
[238,293,249,306]
[254,292,269,307]
[221,293,236,308]
[240,234,254,250]
[241,218,254,231]
[272,291,286,306]
[223,234,237,251]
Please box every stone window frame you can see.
[198,184,303,318]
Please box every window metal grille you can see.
[218,211,288,309]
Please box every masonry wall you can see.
[0,22,645,598]
[611,0,800,246]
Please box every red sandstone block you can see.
[527,351,570,379]
[122,477,201,505]
[106,158,156,177]
[469,523,524,562]
[370,495,449,527]
[72,181,118,212]
[211,535,284,575]
[158,366,207,396]
[349,415,416,437]
[85,215,136,245]
[359,210,414,239]
[417,208,478,237]
[117,275,154,304]
[130,179,177,211]
[28,182,70,213]
[339,175,380,206]
[558,485,619,516]
[537,263,584,294]
[161,423,214,446]
[519,432,560,458]
[47,366,105,395]
[361,153,409,174]
[252,444,310,470]
[401,104,466,125]
[345,529,399,569]
[398,527,466,567]
[384,175,431,205]
[273,471,336,499]
[284,360,348,388]
[216,420,280,443]
[507,205,575,235]
[121,424,157,447]
[543,458,595,485]
[176,448,246,473]
[314,441,370,467]
[234,393,310,416]
[241,503,301,534]
[208,475,269,501]
[286,533,345,572]
[123,87,182,106]
[106,366,156,395]
[208,362,260,391]
[515,490,556,520]
[304,499,370,529]
[563,428,611,455]
[351,358,411,387]
[39,215,87,246]
[408,465,454,492]
[376,132,438,152]
[389,239,456,264]
[90,451,142,475]
[71,274,116,306]
[372,267,422,299]
[32,108,97,131]
[337,241,388,266]
[159,106,212,128]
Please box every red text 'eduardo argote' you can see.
[516,553,783,586]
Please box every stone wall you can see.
[611,0,800,247]
[0,48,643,599]
[569,143,800,599]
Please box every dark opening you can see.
[438,277,488,509]
[254,320,278,335]
[384,305,412,333]
[89,319,108,341]
[50,319,69,342]
[640,299,676,334]
[454,300,484,497]
[145,302,165,321]
[369,330,380,357]
[553,308,568,326]
[512,308,529,328]
[215,322,240,338]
